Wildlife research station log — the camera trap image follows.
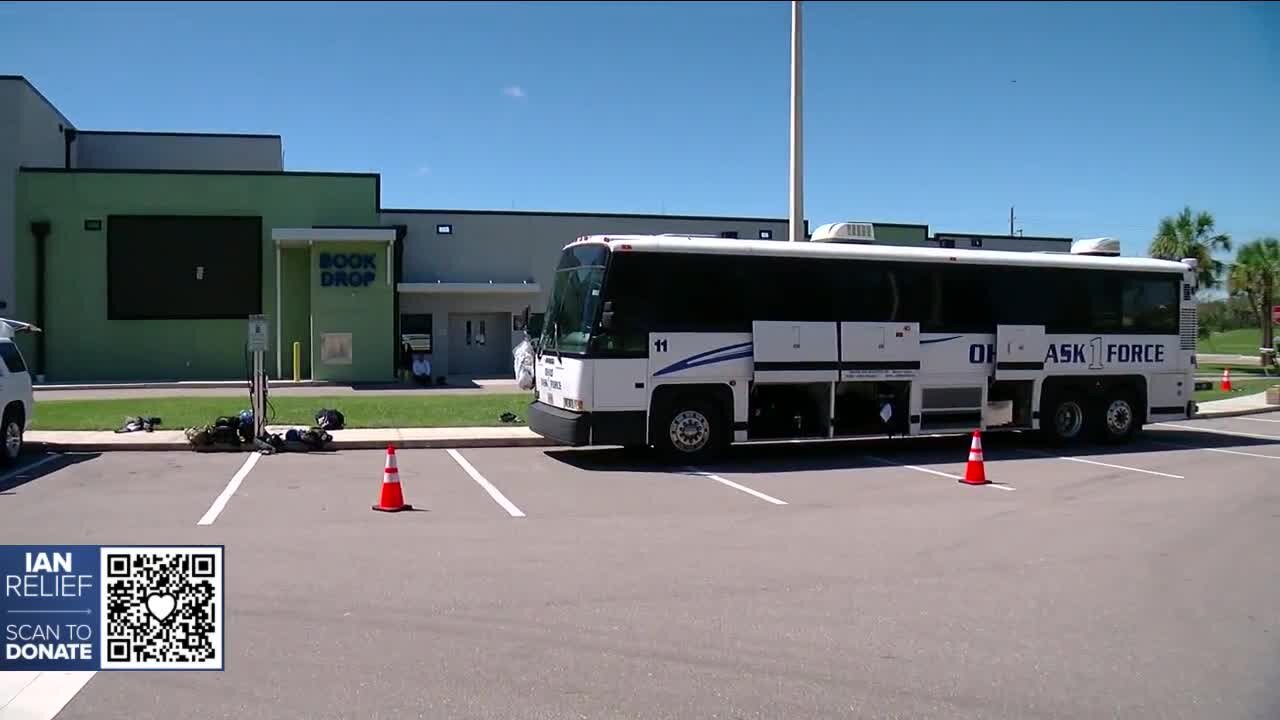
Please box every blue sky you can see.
[3,1,1277,256]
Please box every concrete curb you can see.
[1192,405,1280,420]
[30,435,558,453]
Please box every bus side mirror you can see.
[599,301,615,330]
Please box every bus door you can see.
[994,325,1048,381]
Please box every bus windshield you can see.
[542,244,609,354]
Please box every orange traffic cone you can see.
[960,430,990,486]
[1221,368,1232,392]
[372,445,412,512]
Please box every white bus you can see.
[526,224,1199,461]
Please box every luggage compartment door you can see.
[839,322,921,381]
[752,321,838,383]
[995,325,1047,381]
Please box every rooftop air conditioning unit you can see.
[1070,237,1121,256]
[811,222,876,244]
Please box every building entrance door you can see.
[448,313,510,376]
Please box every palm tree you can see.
[1149,206,1232,289]
[1228,237,1280,362]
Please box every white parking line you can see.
[1183,446,1280,461]
[864,455,1015,491]
[447,449,526,517]
[1145,439,1280,461]
[0,671,39,709]
[1234,416,1280,424]
[1153,422,1280,441]
[0,453,62,487]
[866,455,960,479]
[685,469,788,505]
[197,452,261,526]
[0,671,96,719]
[1018,448,1184,479]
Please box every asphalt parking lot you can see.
[2,412,1279,720]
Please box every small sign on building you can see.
[247,314,269,353]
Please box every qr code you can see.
[99,546,224,670]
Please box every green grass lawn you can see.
[27,381,1274,431]
[1200,327,1265,355]
[1192,378,1278,403]
[29,393,534,431]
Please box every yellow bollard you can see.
[292,341,301,382]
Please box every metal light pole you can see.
[789,0,804,242]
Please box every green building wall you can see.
[308,241,395,383]
[871,224,929,246]
[14,170,380,382]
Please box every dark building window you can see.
[720,231,739,239]
[939,238,956,248]
[436,224,453,235]
[106,215,262,320]
[400,314,432,357]
[970,238,983,248]
[401,313,432,335]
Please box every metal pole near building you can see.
[789,0,804,242]
[247,314,270,443]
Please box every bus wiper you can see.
[551,319,563,362]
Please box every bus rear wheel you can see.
[656,397,725,463]
[1095,389,1141,444]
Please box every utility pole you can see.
[789,0,804,242]
[1009,206,1015,237]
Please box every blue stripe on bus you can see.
[653,342,753,377]
[920,335,962,345]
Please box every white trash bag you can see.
[513,339,536,390]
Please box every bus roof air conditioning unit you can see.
[1070,237,1121,256]
[811,222,876,244]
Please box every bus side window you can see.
[892,263,935,326]
[1122,275,1179,333]
[938,265,993,332]
[831,260,893,322]
[593,254,650,353]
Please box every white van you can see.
[0,319,39,465]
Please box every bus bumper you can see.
[527,401,591,446]
[527,402,648,447]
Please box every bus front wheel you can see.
[656,397,725,463]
